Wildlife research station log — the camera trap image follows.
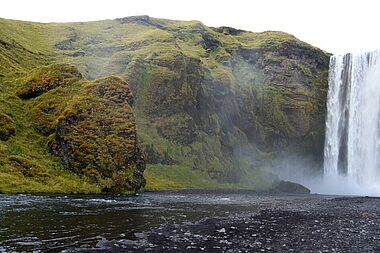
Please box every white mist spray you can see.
[322,50,380,196]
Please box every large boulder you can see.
[272,180,311,194]
[49,76,145,193]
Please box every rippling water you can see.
[0,191,328,252]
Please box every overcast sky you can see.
[1,0,379,55]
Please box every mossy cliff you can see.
[0,16,329,193]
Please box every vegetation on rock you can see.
[0,16,330,193]
[16,63,82,99]
[0,113,16,141]
[51,76,145,193]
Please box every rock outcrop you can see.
[51,77,145,193]
[16,63,145,193]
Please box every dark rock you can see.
[71,51,85,57]
[213,26,246,35]
[55,28,77,50]
[272,180,311,194]
[201,32,220,51]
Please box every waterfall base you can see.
[311,176,380,196]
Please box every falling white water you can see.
[322,50,380,196]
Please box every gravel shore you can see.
[91,196,380,252]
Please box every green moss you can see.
[298,63,313,78]
[7,144,23,155]
[235,31,301,49]
[144,164,220,190]
[0,38,46,77]
[52,76,145,193]
[155,113,196,144]
[8,155,49,178]
[144,164,272,191]
[0,113,16,141]
[16,63,82,99]
[0,171,100,194]
[29,88,74,135]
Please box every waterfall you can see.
[323,50,380,195]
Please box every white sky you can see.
[1,0,379,55]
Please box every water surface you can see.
[0,191,364,252]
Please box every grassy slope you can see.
[0,19,101,193]
[0,74,100,194]
[0,17,325,193]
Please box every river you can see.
[1,190,380,252]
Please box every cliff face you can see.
[0,16,329,192]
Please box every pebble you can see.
[216,228,226,233]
